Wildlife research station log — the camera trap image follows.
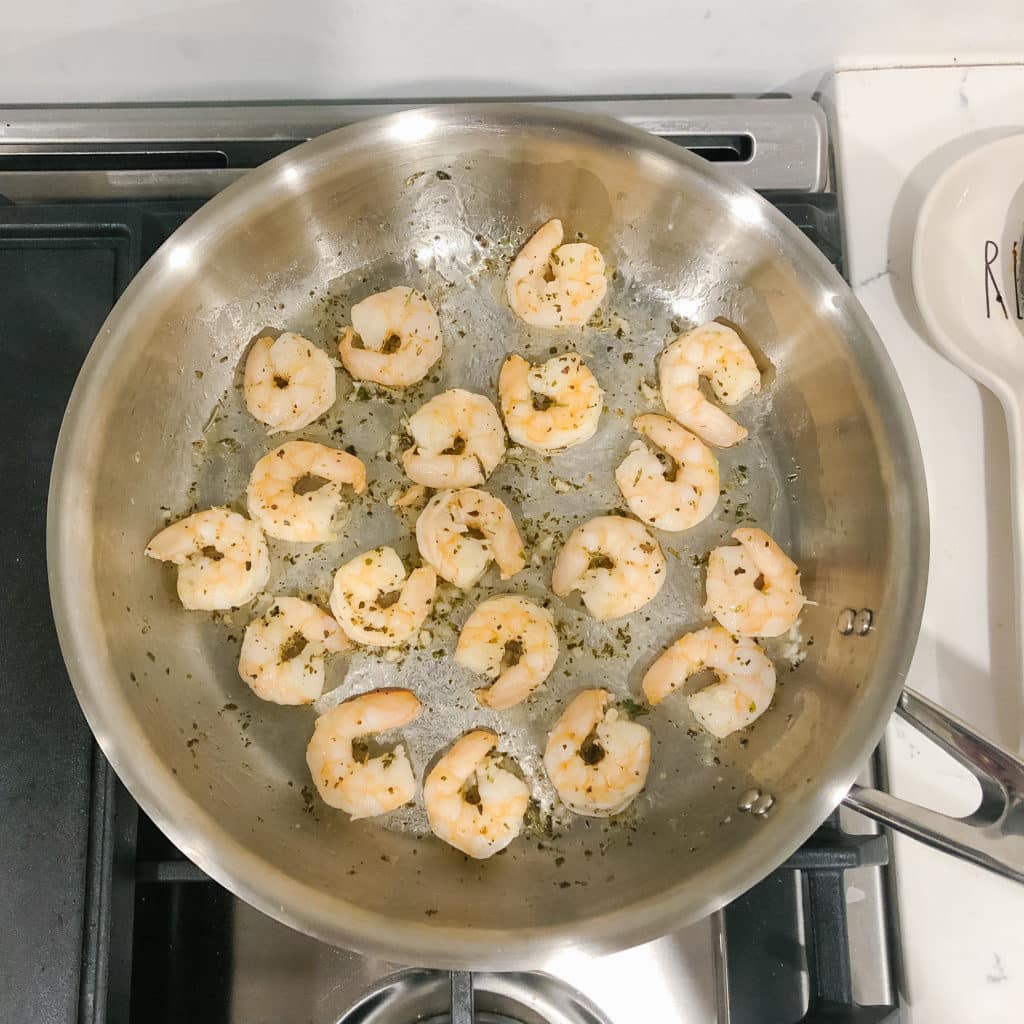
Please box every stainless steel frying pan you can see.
[47,105,1023,969]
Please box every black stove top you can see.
[0,99,899,1024]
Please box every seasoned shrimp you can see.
[658,322,761,447]
[506,219,607,327]
[551,515,666,621]
[402,389,506,488]
[338,286,442,387]
[704,527,805,637]
[145,507,270,610]
[415,488,526,590]
[238,597,349,705]
[615,414,719,531]
[455,596,558,710]
[244,332,336,433]
[498,352,604,451]
[424,730,530,858]
[306,689,421,819]
[330,546,436,647]
[642,625,776,738]
[544,689,650,817]
[246,440,367,543]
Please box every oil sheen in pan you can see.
[185,217,799,839]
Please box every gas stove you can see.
[0,97,899,1024]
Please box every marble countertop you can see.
[0,1,1021,103]
[832,62,1024,1024]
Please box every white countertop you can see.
[833,63,1024,1024]
[0,1,1021,103]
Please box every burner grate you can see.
[724,810,898,1024]
[333,969,612,1024]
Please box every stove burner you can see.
[335,969,613,1024]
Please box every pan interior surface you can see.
[48,106,927,966]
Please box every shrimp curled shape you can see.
[424,729,530,858]
[643,624,776,738]
[505,219,607,327]
[551,515,666,621]
[658,321,760,447]
[238,596,349,705]
[615,414,719,531]
[330,547,436,647]
[338,287,442,388]
[145,507,270,611]
[544,689,651,817]
[455,595,558,710]
[246,440,367,543]
[415,487,525,590]
[401,389,506,488]
[704,527,804,638]
[306,689,422,819]
[498,352,603,452]
[244,332,336,433]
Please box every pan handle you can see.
[842,688,1024,884]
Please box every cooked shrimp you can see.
[238,597,349,705]
[455,596,558,709]
[246,440,367,543]
[401,389,506,487]
[498,352,604,451]
[306,689,421,819]
[338,286,442,387]
[506,219,607,327]
[551,515,666,621]
[615,414,719,531]
[658,322,760,447]
[704,527,805,637]
[544,689,650,817]
[424,730,530,858]
[244,332,336,433]
[415,488,526,590]
[330,546,436,647]
[642,625,776,738]
[145,507,270,610]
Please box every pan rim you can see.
[46,101,929,967]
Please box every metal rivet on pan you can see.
[853,608,874,635]
[750,792,775,816]
[836,609,856,635]
[737,788,761,812]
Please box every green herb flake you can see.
[620,698,650,719]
